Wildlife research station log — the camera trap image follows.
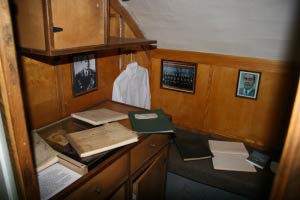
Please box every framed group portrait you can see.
[72,53,97,97]
[161,59,197,94]
[236,70,261,100]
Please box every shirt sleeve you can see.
[112,78,123,103]
[144,69,151,109]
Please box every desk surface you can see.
[168,129,274,200]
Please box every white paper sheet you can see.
[38,163,81,200]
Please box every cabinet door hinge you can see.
[52,26,63,33]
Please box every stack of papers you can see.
[209,140,256,172]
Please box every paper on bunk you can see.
[208,140,249,156]
[212,153,256,172]
[209,140,256,172]
[71,108,128,126]
[66,122,138,157]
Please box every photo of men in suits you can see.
[73,54,97,96]
[237,70,260,99]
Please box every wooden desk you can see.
[35,100,169,200]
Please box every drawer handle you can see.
[149,143,156,148]
[94,187,101,194]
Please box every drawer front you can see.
[130,134,168,173]
[65,153,129,200]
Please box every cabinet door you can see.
[133,147,168,200]
[65,153,129,200]
[51,0,107,49]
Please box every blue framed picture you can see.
[236,70,261,100]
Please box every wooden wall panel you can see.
[61,52,120,115]
[14,0,45,50]
[151,58,211,130]
[20,56,62,129]
[151,49,295,151]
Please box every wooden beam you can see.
[271,77,300,199]
[0,0,39,199]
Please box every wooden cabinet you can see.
[13,0,156,56]
[39,101,170,200]
[130,134,169,173]
[65,153,129,200]
[132,146,168,200]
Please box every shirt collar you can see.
[125,62,138,75]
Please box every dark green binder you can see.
[128,109,175,133]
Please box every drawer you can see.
[130,134,169,173]
[65,153,129,200]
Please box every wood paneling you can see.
[14,0,46,50]
[271,79,300,200]
[51,0,106,49]
[20,56,62,128]
[151,49,295,151]
[59,52,119,116]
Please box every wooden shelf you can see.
[20,37,157,56]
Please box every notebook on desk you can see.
[128,109,175,133]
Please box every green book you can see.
[128,109,175,134]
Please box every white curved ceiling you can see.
[121,0,297,61]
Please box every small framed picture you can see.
[236,70,261,100]
[72,53,97,96]
[161,60,197,94]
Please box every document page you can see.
[38,163,81,200]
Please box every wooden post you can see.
[270,78,300,199]
[0,0,39,199]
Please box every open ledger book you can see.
[66,122,138,158]
[33,132,86,200]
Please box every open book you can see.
[209,140,256,172]
[71,108,128,126]
[66,122,138,157]
[33,132,59,172]
[32,132,85,200]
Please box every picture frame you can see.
[161,60,197,94]
[236,70,261,100]
[72,53,97,96]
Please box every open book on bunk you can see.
[66,122,138,158]
[71,108,128,126]
[128,109,175,133]
[208,140,256,172]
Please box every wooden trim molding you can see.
[0,0,39,199]
[152,49,291,74]
[110,0,144,39]
[271,78,300,199]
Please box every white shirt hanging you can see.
[112,62,151,109]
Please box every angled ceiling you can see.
[121,0,297,61]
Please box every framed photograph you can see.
[72,53,97,96]
[161,60,197,94]
[236,70,261,100]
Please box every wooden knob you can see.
[94,187,101,194]
[150,143,156,148]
